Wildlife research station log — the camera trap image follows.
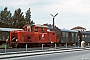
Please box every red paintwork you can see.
[10,25,59,44]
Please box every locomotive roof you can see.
[0,28,23,32]
[60,29,78,33]
[35,24,48,28]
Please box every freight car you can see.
[49,27,78,46]
[59,29,78,46]
[48,25,90,46]
[0,31,7,45]
[60,29,90,46]
[9,24,59,48]
[78,31,90,45]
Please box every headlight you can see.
[51,41,53,43]
[16,39,18,41]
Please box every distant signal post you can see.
[50,13,58,29]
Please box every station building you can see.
[71,26,86,31]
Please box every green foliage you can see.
[25,8,31,24]
[0,44,12,49]
[0,44,6,48]
[0,7,35,28]
[25,8,35,25]
[0,7,12,28]
[12,8,25,28]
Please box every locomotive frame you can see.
[9,24,59,48]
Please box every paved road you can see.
[3,50,90,60]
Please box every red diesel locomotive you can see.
[9,24,59,47]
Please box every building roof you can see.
[71,26,86,30]
[0,28,23,32]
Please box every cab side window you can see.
[35,27,38,32]
[41,28,44,33]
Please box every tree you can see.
[0,7,35,28]
[12,8,25,28]
[25,8,35,25]
[31,20,35,24]
[0,7,12,27]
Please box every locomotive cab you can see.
[23,24,48,33]
[34,24,48,33]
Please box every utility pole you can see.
[50,13,58,29]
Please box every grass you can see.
[0,44,6,49]
[0,44,12,49]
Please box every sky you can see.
[0,0,90,30]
